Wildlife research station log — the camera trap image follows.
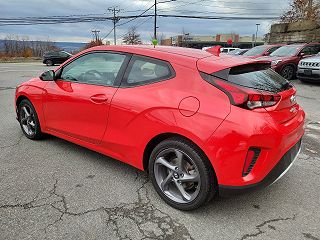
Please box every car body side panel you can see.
[102,62,231,170]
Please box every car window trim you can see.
[120,54,176,88]
[55,50,132,88]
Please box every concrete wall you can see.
[267,20,320,43]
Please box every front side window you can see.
[301,45,320,55]
[123,56,174,86]
[267,46,280,54]
[60,52,127,86]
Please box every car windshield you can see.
[270,45,302,57]
[243,46,268,56]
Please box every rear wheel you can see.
[281,65,295,80]
[149,138,216,210]
[18,99,44,140]
[45,60,54,66]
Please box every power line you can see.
[0,11,282,27]
[115,4,155,27]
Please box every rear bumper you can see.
[219,139,302,197]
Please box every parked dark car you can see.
[259,43,320,80]
[43,51,72,66]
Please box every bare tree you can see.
[83,39,103,50]
[2,34,59,57]
[122,27,142,45]
[281,0,320,22]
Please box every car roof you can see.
[73,45,263,74]
[90,45,214,59]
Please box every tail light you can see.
[200,73,281,110]
[243,148,261,176]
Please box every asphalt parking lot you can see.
[0,62,319,240]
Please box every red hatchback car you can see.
[15,45,305,210]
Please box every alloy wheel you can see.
[154,148,201,204]
[20,105,36,136]
[282,66,294,80]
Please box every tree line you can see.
[1,35,60,58]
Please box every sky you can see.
[0,0,291,43]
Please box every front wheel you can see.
[149,138,216,210]
[281,65,295,80]
[18,99,44,140]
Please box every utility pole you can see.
[254,23,260,47]
[108,6,121,45]
[153,0,176,41]
[154,0,157,40]
[91,30,100,42]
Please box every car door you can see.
[106,55,176,155]
[43,51,130,144]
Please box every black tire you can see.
[281,65,295,80]
[18,99,44,140]
[45,59,54,66]
[149,137,216,211]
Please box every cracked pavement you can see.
[0,62,320,240]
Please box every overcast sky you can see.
[0,0,291,43]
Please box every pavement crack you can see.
[239,215,296,240]
[0,133,24,149]
[1,172,193,239]
[0,86,16,91]
[303,233,320,240]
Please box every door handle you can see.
[90,95,108,103]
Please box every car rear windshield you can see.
[270,45,302,57]
[243,46,268,56]
[212,63,292,93]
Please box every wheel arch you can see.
[16,94,31,113]
[281,63,297,72]
[16,95,30,109]
[143,132,216,180]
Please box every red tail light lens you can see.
[200,73,281,110]
[243,148,261,176]
[247,94,281,110]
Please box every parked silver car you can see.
[297,54,320,82]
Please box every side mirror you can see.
[40,70,55,81]
[299,52,306,58]
[264,52,271,56]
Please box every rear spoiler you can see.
[205,46,222,56]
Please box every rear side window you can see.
[210,64,292,93]
[122,56,174,87]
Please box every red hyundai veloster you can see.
[15,45,305,210]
